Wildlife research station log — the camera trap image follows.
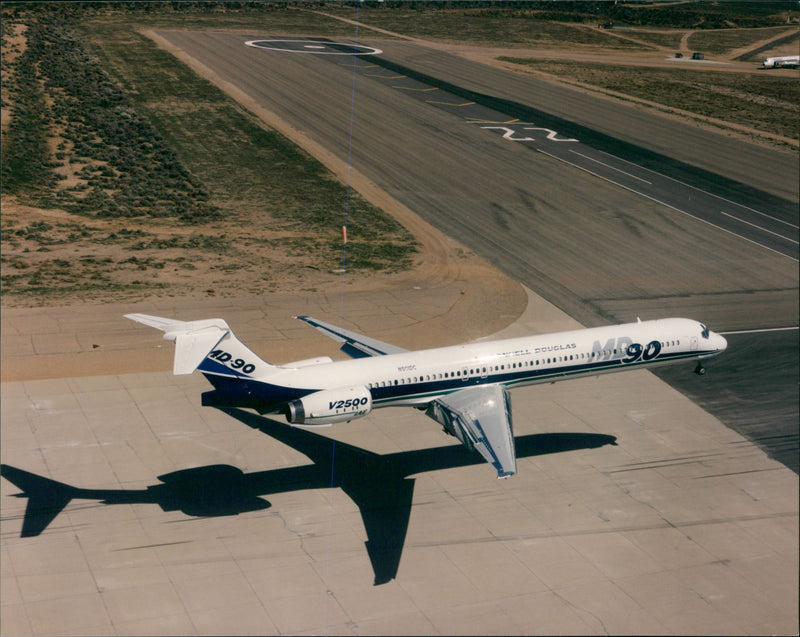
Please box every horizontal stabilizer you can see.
[126,313,230,375]
[0,465,76,537]
[123,313,185,332]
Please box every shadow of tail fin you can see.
[1,465,76,537]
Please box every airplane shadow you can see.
[1,409,616,585]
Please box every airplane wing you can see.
[295,315,408,358]
[425,385,517,479]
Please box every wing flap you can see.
[425,385,516,479]
[295,316,407,358]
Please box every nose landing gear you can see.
[694,362,706,375]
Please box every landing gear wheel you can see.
[694,362,706,375]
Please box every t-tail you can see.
[124,313,275,379]
[0,465,78,537]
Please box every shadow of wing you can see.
[341,475,416,586]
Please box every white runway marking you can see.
[719,210,799,244]
[245,40,382,55]
[569,149,651,183]
[599,150,800,229]
[536,147,798,262]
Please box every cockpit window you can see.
[700,324,709,339]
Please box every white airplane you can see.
[125,313,727,478]
[761,55,799,69]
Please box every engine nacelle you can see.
[285,386,372,425]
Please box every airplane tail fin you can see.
[125,313,275,378]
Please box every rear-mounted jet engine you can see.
[285,385,372,425]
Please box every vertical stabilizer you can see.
[172,325,229,375]
[125,314,273,378]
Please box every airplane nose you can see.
[713,332,728,353]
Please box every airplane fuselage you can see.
[200,318,726,421]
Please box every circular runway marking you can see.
[245,40,382,56]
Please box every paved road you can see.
[155,31,798,471]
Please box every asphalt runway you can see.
[152,31,798,472]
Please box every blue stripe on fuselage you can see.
[198,358,254,379]
[198,349,714,412]
[369,349,711,405]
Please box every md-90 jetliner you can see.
[126,314,727,478]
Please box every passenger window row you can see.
[366,340,680,390]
